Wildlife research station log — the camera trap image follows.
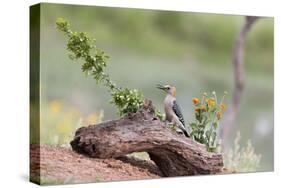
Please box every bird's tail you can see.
[181,127,190,137]
[178,124,190,137]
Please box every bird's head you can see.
[156,84,176,97]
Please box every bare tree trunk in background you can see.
[220,16,259,144]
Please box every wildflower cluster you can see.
[189,91,227,152]
[56,18,143,116]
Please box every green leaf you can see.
[213,122,218,129]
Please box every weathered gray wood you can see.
[70,100,223,177]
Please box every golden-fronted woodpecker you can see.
[157,84,190,137]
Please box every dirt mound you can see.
[30,144,161,185]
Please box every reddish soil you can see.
[30,144,162,185]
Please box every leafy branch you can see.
[56,18,143,116]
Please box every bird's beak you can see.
[156,84,166,91]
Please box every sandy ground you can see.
[30,144,161,185]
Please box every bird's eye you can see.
[167,87,170,90]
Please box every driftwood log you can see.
[70,100,223,177]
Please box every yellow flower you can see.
[195,108,200,113]
[192,97,200,105]
[216,111,222,120]
[201,106,206,112]
[206,98,215,108]
[50,100,62,114]
[220,102,227,111]
[195,106,206,113]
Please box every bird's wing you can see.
[172,100,185,126]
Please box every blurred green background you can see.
[31,3,273,172]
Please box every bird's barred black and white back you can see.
[172,100,185,126]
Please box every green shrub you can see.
[224,132,261,172]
